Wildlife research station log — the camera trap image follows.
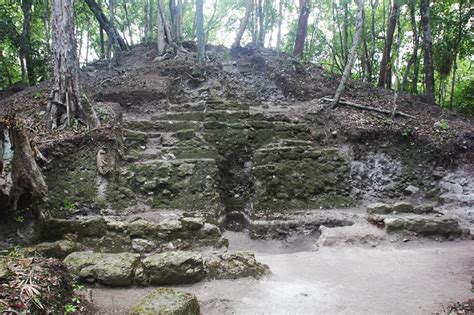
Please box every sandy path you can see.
[92,235,473,314]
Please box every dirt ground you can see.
[91,232,473,314]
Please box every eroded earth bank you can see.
[0,44,473,314]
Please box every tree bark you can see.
[196,0,205,63]
[293,0,310,58]
[420,0,435,103]
[46,0,100,129]
[174,0,183,42]
[377,0,399,87]
[233,0,253,48]
[156,0,167,54]
[9,123,48,220]
[330,0,366,108]
[21,0,35,86]
[276,0,283,51]
[83,0,128,51]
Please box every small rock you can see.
[403,185,419,195]
[132,239,156,253]
[129,288,200,315]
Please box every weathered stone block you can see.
[129,288,200,315]
[205,252,270,279]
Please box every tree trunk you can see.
[123,2,134,45]
[293,0,310,58]
[83,0,128,51]
[276,0,283,51]
[233,0,253,48]
[333,0,345,66]
[449,0,464,110]
[196,0,205,63]
[401,0,419,92]
[257,0,265,47]
[21,0,35,86]
[378,0,399,87]
[174,0,183,42]
[157,0,173,52]
[46,0,100,129]
[156,0,167,54]
[330,0,365,108]
[144,0,149,41]
[369,0,377,83]
[342,0,349,64]
[149,0,155,41]
[361,8,371,82]
[9,123,48,220]
[390,11,402,118]
[420,0,435,103]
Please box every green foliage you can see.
[63,199,75,210]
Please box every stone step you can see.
[206,101,250,111]
[205,110,250,121]
[38,216,226,256]
[62,250,270,287]
[131,146,218,161]
[169,102,206,112]
[152,111,206,121]
[125,119,202,132]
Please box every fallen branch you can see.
[321,97,416,119]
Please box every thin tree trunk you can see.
[144,0,149,41]
[361,8,371,83]
[293,0,310,58]
[420,0,435,103]
[369,0,377,83]
[449,0,464,110]
[233,0,253,47]
[333,0,345,65]
[175,0,183,41]
[157,0,173,46]
[342,0,349,64]
[123,2,134,45]
[276,0,283,51]
[257,0,265,47]
[330,0,366,108]
[390,11,401,118]
[401,0,419,92]
[377,0,399,87]
[85,17,90,64]
[196,0,205,63]
[83,0,128,51]
[21,0,35,85]
[149,0,155,41]
[46,0,100,129]
[156,0,166,54]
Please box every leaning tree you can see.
[45,0,99,129]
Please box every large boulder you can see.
[63,252,140,286]
[205,252,270,279]
[129,288,200,315]
[385,216,464,237]
[138,251,205,285]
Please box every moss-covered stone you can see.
[205,252,270,279]
[129,288,200,315]
[251,148,353,214]
[63,252,140,286]
[138,251,205,285]
[29,239,80,259]
[40,218,107,241]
